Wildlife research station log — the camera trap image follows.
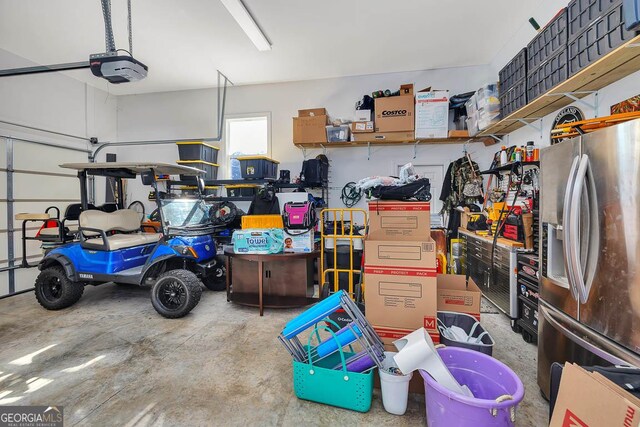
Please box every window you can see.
[225,114,270,179]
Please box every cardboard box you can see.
[298,108,326,117]
[364,239,437,330]
[550,363,640,427]
[353,131,414,142]
[415,89,449,139]
[293,115,328,144]
[351,121,374,133]
[367,200,431,241]
[354,109,372,122]
[374,95,415,132]
[400,83,414,96]
[283,230,314,253]
[437,274,482,320]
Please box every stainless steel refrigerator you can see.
[538,118,640,398]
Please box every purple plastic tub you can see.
[420,347,524,427]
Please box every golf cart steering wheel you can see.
[127,201,146,221]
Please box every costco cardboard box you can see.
[415,89,449,139]
[367,200,431,241]
[375,94,415,132]
[353,131,414,142]
[550,363,640,427]
[293,115,328,144]
[437,274,482,320]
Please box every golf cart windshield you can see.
[160,199,212,232]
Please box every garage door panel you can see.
[15,267,38,292]
[0,171,6,199]
[0,201,6,230]
[0,272,8,296]
[13,142,87,173]
[0,138,6,167]
[14,173,79,200]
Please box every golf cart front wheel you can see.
[35,266,84,310]
[151,270,203,318]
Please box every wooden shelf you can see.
[479,34,640,136]
[295,136,493,149]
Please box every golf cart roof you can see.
[60,162,204,177]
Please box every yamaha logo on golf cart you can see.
[381,109,408,117]
[79,273,94,280]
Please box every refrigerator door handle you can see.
[562,155,581,301]
[540,303,639,367]
[569,154,590,304]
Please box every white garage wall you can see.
[0,48,118,296]
[115,65,500,215]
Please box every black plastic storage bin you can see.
[179,185,219,196]
[517,295,539,343]
[568,2,638,76]
[527,48,568,101]
[225,184,259,197]
[176,141,219,164]
[499,78,528,117]
[324,246,363,292]
[176,160,219,182]
[568,0,623,40]
[499,48,527,93]
[237,156,279,180]
[437,311,495,356]
[527,8,568,71]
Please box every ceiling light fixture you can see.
[220,0,271,51]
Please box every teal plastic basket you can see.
[292,324,375,412]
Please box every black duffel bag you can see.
[369,178,431,201]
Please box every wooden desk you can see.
[224,249,319,316]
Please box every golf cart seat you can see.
[79,209,161,251]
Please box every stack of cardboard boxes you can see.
[364,201,439,345]
[364,200,482,393]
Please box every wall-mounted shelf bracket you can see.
[319,144,327,155]
[413,141,420,159]
[545,91,598,114]
[367,142,371,160]
[300,146,308,159]
[488,134,504,144]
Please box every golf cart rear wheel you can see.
[35,266,84,310]
[151,270,202,318]
[202,266,226,291]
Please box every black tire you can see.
[354,281,363,304]
[511,320,521,333]
[202,265,226,291]
[151,270,202,318]
[320,283,330,300]
[35,266,84,310]
[522,330,534,343]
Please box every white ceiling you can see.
[0,0,548,95]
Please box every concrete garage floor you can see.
[0,285,548,426]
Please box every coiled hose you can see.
[341,182,362,208]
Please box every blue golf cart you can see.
[34,162,223,318]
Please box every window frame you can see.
[224,112,272,179]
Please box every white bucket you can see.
[379,351,413,415]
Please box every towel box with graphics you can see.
[367,201,431,241]
[364,239,437,331]
[232,228,285,254]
